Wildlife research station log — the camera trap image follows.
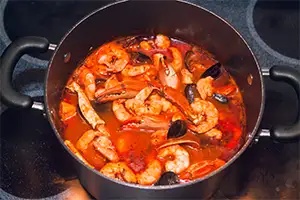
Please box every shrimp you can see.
[155,34,170,49]
[59,101,76,121]
[156,86,218,134]
[76,130,101,152]
[161,100,178,114]
[121,64,152,77]
[140,41,153,51]
[97,43,130,73]
[205,128,222,140]
[83,50,112,78]
[78,66,96,100]
[64,140,94,168]
[136,159,162,185]
[100,162,137,183]
[157,144,190,174]
[136,85,154,101]
[74,126,118,163]
[93,136,119,162]
[150,130,168,146]
[169,47,183,72]
[189,99,218,133]
[196,76,214,100]
[128,101,161,116]
[148,94,167,112]
[153,53,179,89]
[67,82,106,132]
[124,86,157,115]
[112,100,132,122]
[124,87,177,116]
[148,94,178,114]
[181,68,193,84]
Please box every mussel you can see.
[184,84,200,104]
[95,78,108,85]
[201,62,221,79]
[155,172,179,186]
[129,51,152,65]
[184,80,228,104]
[184,50,195,72]
[212,93,228,104]
[184,46,218,73]
[167,120,187,139]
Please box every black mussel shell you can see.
[184,84,200,104]
[184,50,195,72]
[213,93,228,104]
[95,78,107,84]
[155,172,179,186]
[129,52,152,65]
[167,120,187,139]
[201,62,221,79]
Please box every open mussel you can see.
[184,84,200,104]
[167,120,187,139]
[213,93,228,104]
[201,62,221,79]
[129,51,152,65]
[95,78,108,85]
[184,46,218,73]
[155,172,179,186]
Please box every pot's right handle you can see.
[0,37,49,109]
[268,65,300,142]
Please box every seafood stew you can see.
[59,34,246,186]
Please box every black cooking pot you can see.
[1,1,300,199]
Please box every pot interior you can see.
[46,0,263,180]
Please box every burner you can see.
[247,0,300,64]
[3,0,113,60]
[0,99,77,199]
[253,0,299,60]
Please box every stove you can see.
[0,0,299,199]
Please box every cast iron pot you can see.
[1,1,300,199]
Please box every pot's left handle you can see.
[0,37,49,109]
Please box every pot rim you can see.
[45,0,265,190]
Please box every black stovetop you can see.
[0,0,299,199]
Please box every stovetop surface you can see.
[0,0,299,199]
